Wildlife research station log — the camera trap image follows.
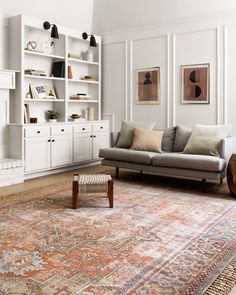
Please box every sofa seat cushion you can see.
[99,148,157,165]
[152,153,226,172]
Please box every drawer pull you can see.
[61,129,64,132]
[82,128,85,130]
[37,131,41,134]
[100,126,103,129]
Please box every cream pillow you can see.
[183,124,231,157]
[130,127,164,153]
[116,120,156,148]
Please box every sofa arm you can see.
[111,132,120,147]
[220,136,236,163]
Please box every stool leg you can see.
[115,167,119,179]
[72,181,79,209]
[107,179,113,208]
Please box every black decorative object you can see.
[52,61,65,78]
[82,32,97,47]
[43,21,59,39]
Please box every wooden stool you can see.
[227,154,236,196]
[72,174,113,209]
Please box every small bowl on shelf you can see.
[70,114,81,120]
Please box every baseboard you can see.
[24,161,101,180]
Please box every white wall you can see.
[0,0,94,68]
[93,0,236,34]
[94,3,236,134]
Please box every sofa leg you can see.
[140,171,143,175]
[202,179,206,184]
[115,167,119,179]
[220,178,224,185]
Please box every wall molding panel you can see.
[223,26,228,124]
[216,26,220,125]
[102,11,236,133]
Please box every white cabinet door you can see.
[25,137,50,173]
[51,135,73,168]
[74,133,92,163]
[92,132,109,160]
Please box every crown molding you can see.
[100,8,236,38]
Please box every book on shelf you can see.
[25,69,46,76]
[81,75,97,82]
[70,94,91,100]
[24,104,30,124]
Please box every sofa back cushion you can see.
[173,126,192,152]
[130,127,164,153]
[183,124,232,157]
[160,126,177,152]
[116,120,156,148]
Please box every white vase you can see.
[49,119,57,123]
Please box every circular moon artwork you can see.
[183,65,209,103]
[194,85,201,97]
[189,70,197,83]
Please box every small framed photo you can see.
[44,85,57,99]
[181,63,210,104]
[136,67,160,105]
[30,84,57,99]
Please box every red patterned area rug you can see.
[0,176,235,294]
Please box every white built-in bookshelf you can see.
[7,15,109,178]
[9,15,101,124]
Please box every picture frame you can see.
[29,84,57,99]
[181,63,210,104]
[136,67,160,105]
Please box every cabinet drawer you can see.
[93,122,109,132]
[51,125,72,136]
[74,124,92,133]
[25,126,50,138]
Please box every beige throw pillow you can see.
[183,124,231,157]
[116,120,156,148]
[130,127,164,153]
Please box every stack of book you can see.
[70,94,91,100]
[25,69,46,76]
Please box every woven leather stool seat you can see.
[72,174,113,209]
[74,174,112,194]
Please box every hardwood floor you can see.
[0,165,110,196]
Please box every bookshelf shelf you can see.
[24,50,65,60]
[68,58,98,66]
[68,100,99,103]
[24,75,65,81]
[68,79,99,84]
[24,99,65,102]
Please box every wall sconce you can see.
[43,21,59,39]
[82,32,97,47]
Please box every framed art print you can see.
[181,63,210,104]
[136,67,160,104]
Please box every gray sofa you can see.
[99,126,236,183]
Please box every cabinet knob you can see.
[52,139,55,142]
[100,126,103,129]
[93,135,96,138]
[37,131,40,134]
[82,128,85,130]
[48,139,51,142]
[90,135,93,138]
[61,129,64,132]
